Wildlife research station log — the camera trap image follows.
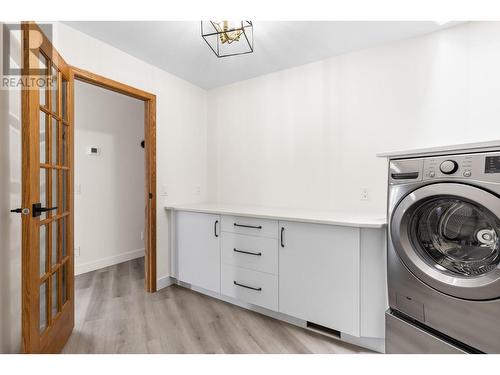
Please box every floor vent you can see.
[306,321,340,338]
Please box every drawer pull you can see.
[214,220,219,237]
[233,280,262,291]
[233,248,262,256]
[234,223,262,230]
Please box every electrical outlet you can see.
[75,184,82,194]
[140,231,144,241]
[74,247,80,257]
[195,186,201,195]
[361,188,369,201]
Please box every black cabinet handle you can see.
[233,248,262,256]
[234,223,262,230]
[280,227,285,248]
[214,220,219,237]
[233,281,262,291]
[33,203,57,218]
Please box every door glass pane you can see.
[61,216,67,258]
[52,169,58,212]
[61,217,68,258]
[40,168,47,220]
[51,66,58,114]
[62,124,67,166]
[39,53,47,107]
[62,263,67,305]
[39,111,46,163]
[51,220,58,266]
[62,171,67,212]
[51,272,59,317]
[40,224,47,277]
[51,118,58,165]
[62,79,68,121]
[40,281,47,333]
[410,198,500,277]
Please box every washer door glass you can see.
[410,198,500,277]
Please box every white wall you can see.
[0,23,22,353]
[74,81,145,274]
[207,22,500,216]
[54,22,208,282]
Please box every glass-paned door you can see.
[21,22,74,353]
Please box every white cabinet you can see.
[169,207,386,348]
[221,232,279,275]
[221,264,279,311]
[221,215,278,238]
[177,211,221,293]
[279,220,361,336]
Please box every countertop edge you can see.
[164,206,387,229]
[377,140,500,159]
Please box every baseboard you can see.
[157,275,175,290]
[75,248,145,275]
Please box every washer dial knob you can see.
[440,160,459,174]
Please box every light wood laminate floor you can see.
[62,258,370,354]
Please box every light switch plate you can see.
[160,185,168,196]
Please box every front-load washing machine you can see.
[386,148,500,353]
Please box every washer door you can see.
[391,183,500,300]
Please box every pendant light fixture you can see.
[201,21,253,58]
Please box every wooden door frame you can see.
[69,67,157,293]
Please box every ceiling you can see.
[63,21,461,90]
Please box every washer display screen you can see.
[485,156,500,174]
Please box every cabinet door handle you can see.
[280,227,285,248]
[234,223,262,230]
[214,220,219,237]
[233,248,262,256]
[233,280,262,291]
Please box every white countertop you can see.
[165,203,387,229]
[377,140,500,159]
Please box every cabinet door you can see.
[177,211,221,293]
[279,221,360,336]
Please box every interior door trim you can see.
[69,66,157,293]
[391,182,500,300]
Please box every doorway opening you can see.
[70,67,157,293]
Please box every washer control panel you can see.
[390,151,500,184]
[423,151,500,182]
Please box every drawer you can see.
[221,232,278,275]
[221,264,278,311]
[221,215,278,238]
